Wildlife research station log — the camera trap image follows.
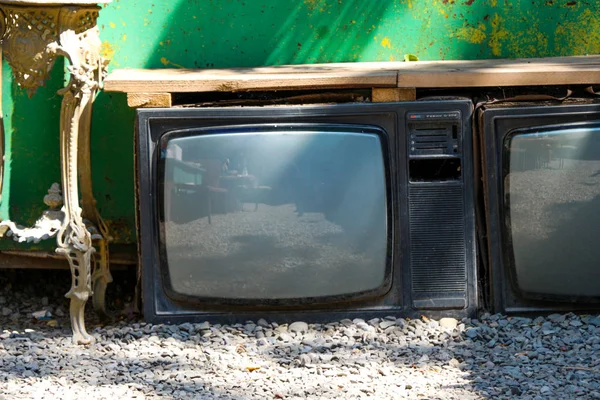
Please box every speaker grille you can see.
[409,185,467,293]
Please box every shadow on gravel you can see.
[0,347,247,399]
[1,269,600,399]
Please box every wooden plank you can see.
[105,64,400,93]
[396,56,600,88]
[372,88,416,102]
[105,56,600,95]
[127,93,172,108]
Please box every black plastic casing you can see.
[480,101,600,314]
[137,101,477,324]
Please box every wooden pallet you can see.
[104,55,600,108]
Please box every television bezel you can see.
[481,102,600,313]
[156,123,394,307]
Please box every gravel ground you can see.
[0,270,599,399]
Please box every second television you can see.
[480,101,600,314]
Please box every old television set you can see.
[137,101,477,324]
[480,101,600,314]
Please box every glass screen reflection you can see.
[162,129,388,300]
[507,127,600,297]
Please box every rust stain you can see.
[104,219,135,244]
[304,0,319,12]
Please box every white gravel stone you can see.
[439,317,458,330]
[288,321,309,334]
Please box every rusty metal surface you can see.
[1,0,598,248]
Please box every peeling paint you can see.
[454,23,487,44]
[489,13,508,56]
[555,9,600,55]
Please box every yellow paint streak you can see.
[109,21,116,29]
[489,14,509,57]
[407,0,413,9]
[454,23,487,44]
[380,37,392,49]
[100,42,116,60]
[554,9,600,56]
[490,0,497,6]
[121,34,127,41]
[160,57,185,69]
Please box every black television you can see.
[136,101,477,324]
[480,101,600,314]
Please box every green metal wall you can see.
[1,0,598,249]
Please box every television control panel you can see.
[407,111,462,157]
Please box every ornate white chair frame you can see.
[0,0,112,344]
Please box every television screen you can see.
[160,126,389,303]
[505,124,600,298]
